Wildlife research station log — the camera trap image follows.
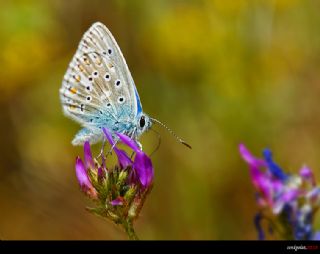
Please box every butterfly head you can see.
[135,113,152,137]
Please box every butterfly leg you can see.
[137,141,143,150]
[105,137,120,159]
[96,138,106,160]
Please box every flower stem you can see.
[123,219,139,240]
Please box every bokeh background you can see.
[1,0,320,240]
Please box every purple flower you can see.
[239,144,320,240]
[75,127,155,235]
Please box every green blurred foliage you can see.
[0,0,320,239]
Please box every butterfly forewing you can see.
[60,22,141,135]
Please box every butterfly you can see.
[60,22,191,150]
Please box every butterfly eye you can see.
[139,116,145,128]
[108,48,112,55]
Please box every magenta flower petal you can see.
[300,166,316,186]
[272,180,283,193]
[281,189,301,203]
[239,144,273,203]
[256,176,274,207]
[249,167,264,188]
[84,141,94,169]
[239,144,266,169]
[103,127,115,146]
[134,152,154,187]
[110,196,124,206]
[117,133,140,152]
[102,128,132,168]
[75,157,97,198]
[115,148,133,169]
[240,145,262,178]
[75,157,90,187]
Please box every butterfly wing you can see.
[60,22,143,144]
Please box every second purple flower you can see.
[239,144,320,240]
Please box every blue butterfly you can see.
[60,22,190,149]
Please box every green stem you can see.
[123,219,139,240]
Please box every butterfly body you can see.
[60,22,152,145]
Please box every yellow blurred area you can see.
[0,0,320,239]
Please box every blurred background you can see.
[1,0,320,240]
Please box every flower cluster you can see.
[75,128,154,239]
[239,144,320,240]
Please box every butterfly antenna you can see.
[150,118,192,149]
[149,128,162,157]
